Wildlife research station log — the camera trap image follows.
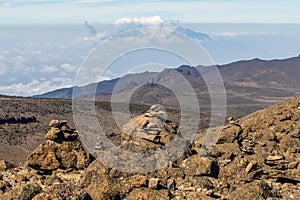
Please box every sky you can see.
[1,0,300,24]
[0,1,300,96]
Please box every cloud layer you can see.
[115,16,164,25]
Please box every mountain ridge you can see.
[33,55,300,99]
[32,55,300,119]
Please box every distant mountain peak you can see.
[175,26,210,40]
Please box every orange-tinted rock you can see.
[27,139,93,172]
[27,120,94,172]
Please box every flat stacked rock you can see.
[27,120,94,172]
[45,120,78,141]
[119,105,178,153]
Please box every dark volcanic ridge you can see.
[33,55,300,103]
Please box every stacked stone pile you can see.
[45,119,78,141]
[27,120,94,172]
[119,105,178,152]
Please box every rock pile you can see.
[27,120,94,172]
[120,105,178,152]
[45,119,78,141]
[0,120,94,199]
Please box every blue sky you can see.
[1,0,300,24]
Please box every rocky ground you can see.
[0,96,299,199]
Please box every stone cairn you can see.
[45,119,78,141]
[118,105,178,152]
[122,105,166,141]
[27,120,94,172]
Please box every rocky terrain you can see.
[0,96,299,199]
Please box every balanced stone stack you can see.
[45,120,78,141]
[120,105,178,152]
[27,120,94,172]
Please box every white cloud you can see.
[11,56,34,74]
[213,32,279,37]
[13,55,25,63]
[115,16,164,25]
[0,79,48,96]
[0,77,74,96]
[40,65,58,73]
[51,76,73,85]
[60,63,77,73]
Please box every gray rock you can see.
[148,178,159,189]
